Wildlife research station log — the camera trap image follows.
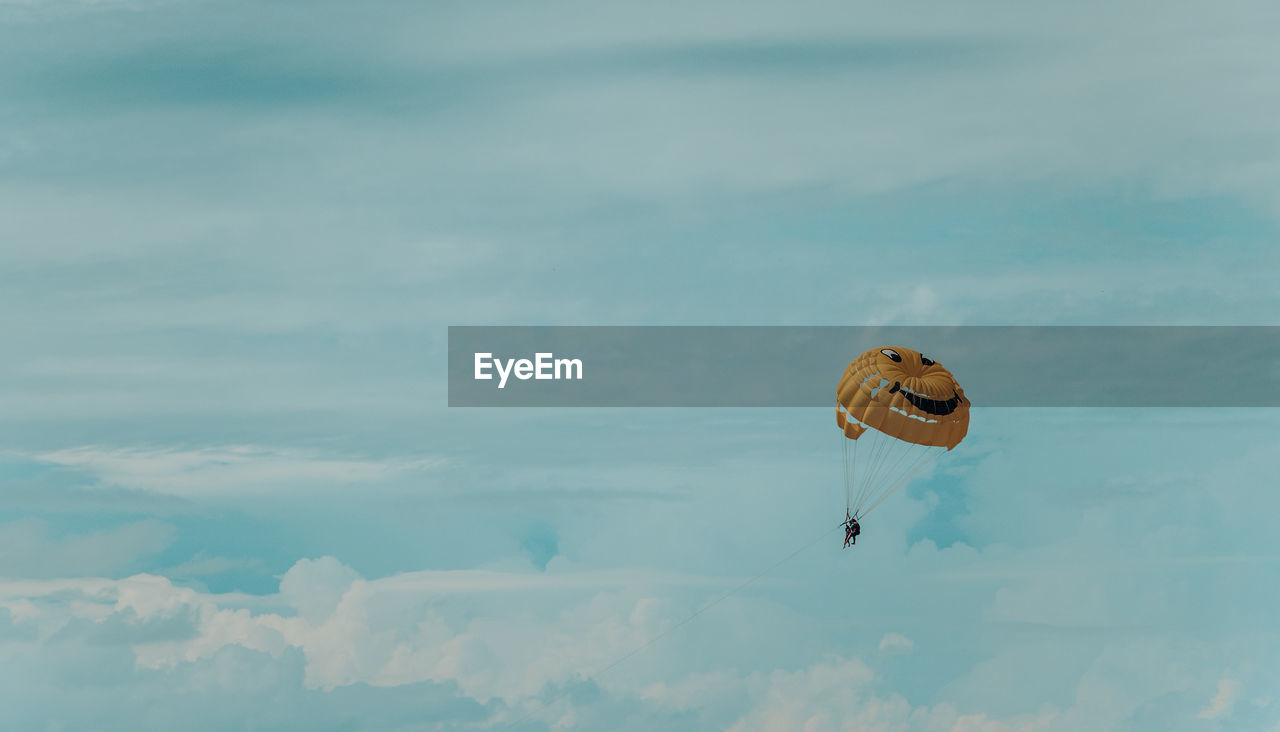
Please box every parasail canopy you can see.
[837,346,970,517]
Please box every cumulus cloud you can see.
[0,560,921,729]
[2,559,734,701]
[724,657,1058,732]
[0,546,1277,731]
[278,556,361,624]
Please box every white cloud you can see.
[879,632,915,654]
[0,518,174,578]
[724,657,1057,732]
[0,546,1276,731]
[278,556,361,624]
[21,445,447,497]
[160,554,268,579]
[0,559,748,709]
[1199,678,1242,719]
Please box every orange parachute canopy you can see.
[836,346,970,516]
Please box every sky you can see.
[2,0,1279,730]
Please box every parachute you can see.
[837,346,970,518]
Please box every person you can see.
[843,512,861,548]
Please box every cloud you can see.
[0,412,1276,730]
[4,558,744,700]
[0,518,175,578]
[0,562,697,727]
[0,542,1277,731]
[278,556,360,624]
[160,554,268,580]
[724,657,1058,732]
[1199,678,1242,719]
[879,632,915,654]
[20,445,447,497]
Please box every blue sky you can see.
[2,1,1279,730]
